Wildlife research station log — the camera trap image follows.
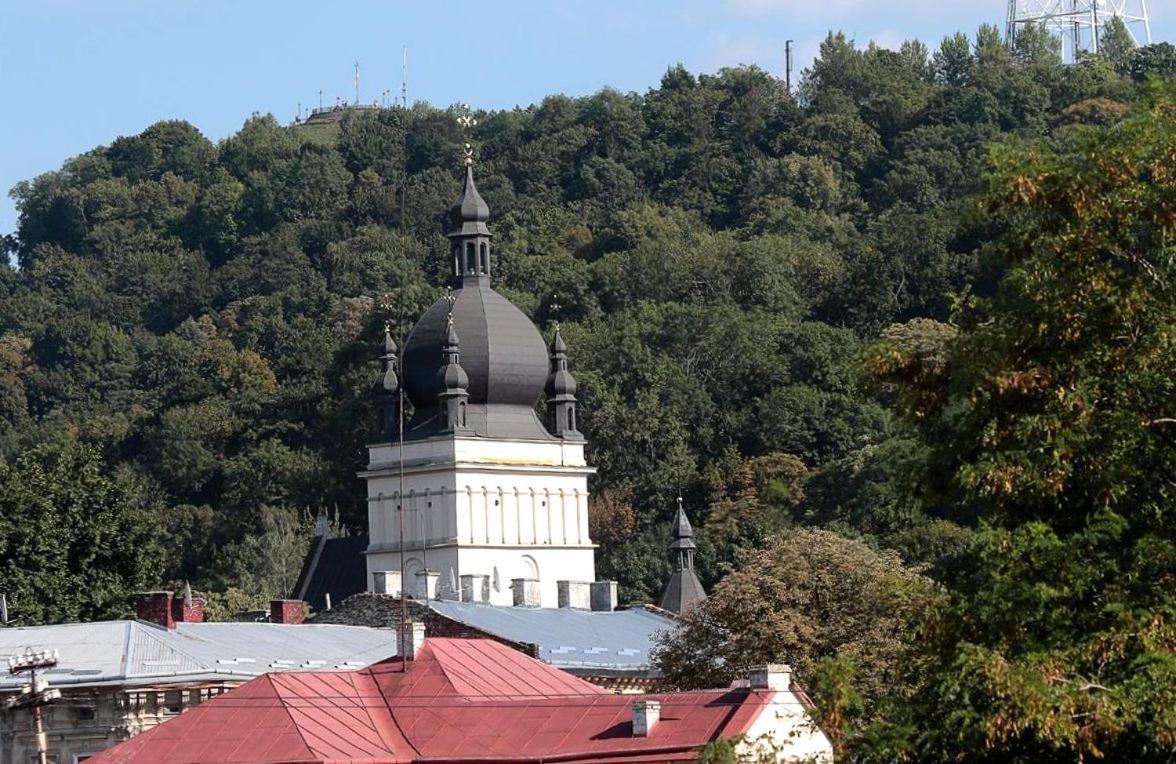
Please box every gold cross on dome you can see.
[456,103,478,166]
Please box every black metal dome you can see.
[398,164,556,440]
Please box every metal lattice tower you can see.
[1006,1,1152,63]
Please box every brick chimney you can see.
[270,599,305,625]
[557,580,591,609]
[136,592,175,629]
[170,590,206,625]
[632,700,660,737]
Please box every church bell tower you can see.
[362,159,595,608]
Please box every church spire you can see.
[373,325,399,439]
[447,109,491,288]
[658,498,707,614]
[436,315,471,433]
[545,324,582,439]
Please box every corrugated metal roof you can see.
[427,601,676,669]
[86,638,780,764]
[0,620,396,690]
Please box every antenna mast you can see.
[354,60,360,105]
[401,46,409,108]
[785,39,794,95]
[1006,0,1151,63]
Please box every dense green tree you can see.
[653,529,941,755]
[862,86,1176,762]
[0,440,168,624]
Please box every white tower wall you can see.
[361,435,596,608]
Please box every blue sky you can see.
[1,0,1171,237]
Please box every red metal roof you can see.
[86,638,770,764]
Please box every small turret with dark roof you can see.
[658,498,707,614]
[545,326,582,440]
[437,315,471,434]
[448,165,492,285]
[372,327,400,438]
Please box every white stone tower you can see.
[363,165,596,608]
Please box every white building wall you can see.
[362,435,596,608]
[737,691,835,763]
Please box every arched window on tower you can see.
[479,242,488,274]
[568,408,575,431]
[465,242,475,274]
[452,245,460,276]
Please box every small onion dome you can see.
[374,327,399,395]
[545,327,577,398]
[436,317,469,394]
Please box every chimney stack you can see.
[511,578,541,608]
[631,700,660,737]
[372,571,402,596]
[459,574,489,603]
[415,569,439,599]
[557,580,591,609]
[748,664,792,691]
[270,599,305,625]
[136,592,175,629]
[397,621,426,660]
[170,589,205,625]
[590,581,618,612]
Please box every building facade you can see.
[0,593,397,764]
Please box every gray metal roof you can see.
[427,601,677,671]
[402,288,553,441]
[0,620,396,691]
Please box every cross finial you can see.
[456,103,478,166]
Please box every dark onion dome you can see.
[399,166,553,441]
[374,327,399,396]
[544,330,577,398]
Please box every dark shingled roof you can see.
[658,501,707,614]
[292,534,369,612]
[658,568,708,615]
